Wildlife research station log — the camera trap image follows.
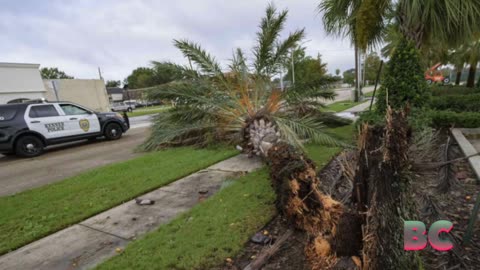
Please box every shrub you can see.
[431,85,480,96]
[430,94,480,112]
[376,39,430,113]
[429,110,480,128]
[356,110,385,127]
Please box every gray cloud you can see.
[0,0,361,81]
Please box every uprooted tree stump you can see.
[355,107,419,270]
[267,142,363,269]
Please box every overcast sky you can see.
[1,0,359,82]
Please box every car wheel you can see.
[443,78,450,84]
[127,107,133,112]
[426,79,433,85]
[15,135,44,157]
[104,123,123,140]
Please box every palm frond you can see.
[271,28,305,73]
[273,115,350,150]
[229,48,248,74]
[253,3,289,75]
[399,0,480,47]
[173,39,227,82]
[318,0,359,44]
[150,61,200,80]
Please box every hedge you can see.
[431,85,480,96]
[429,110,480,128]
[430,94,480,112]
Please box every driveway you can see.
[0,126,150,197]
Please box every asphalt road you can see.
[0,88,370,198]
[0,125,150,197]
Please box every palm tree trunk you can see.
[455,65,463,85]
[467,62,478,88]
[354,45,360,102]
[456,71,462,85]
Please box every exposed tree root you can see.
[260,107,422,269]
[356,107,419,270]
[267,143,362,269]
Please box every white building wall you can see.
[110,93,123,102]
[0,62,46,104]
[44,79,111,112]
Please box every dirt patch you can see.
[415,135,480,270]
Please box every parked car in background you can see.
[0,101,129,157]
[111,101,135,112]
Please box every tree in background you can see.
[342,68,355,86]
[124,67,155,89]
[376,39,429,113]
[105,80,121,87]
[40,67,74,79]
[125,62,184,89]
[284,51,329,89]
[465,38,480,88]
[319,0,384,102]
[364,52,382,85]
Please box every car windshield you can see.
[60,104,90,115]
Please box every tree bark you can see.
[467,61,478,88]
[455,67,462,85]
[356,107,419,270]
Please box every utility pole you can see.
[98,67,103,80]
[354,45,360,102]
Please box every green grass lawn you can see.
[0,147,236,255]
[326,100,364,112]
[364,91,375,97]
[96,127,354,270]
[127,105,171,117]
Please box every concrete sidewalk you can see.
[0,154,262,270]
[344,98,375,113]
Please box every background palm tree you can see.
[465,38,480,87]
[319,0,480,84]
[319,0,389,102]
[142,4,344,155]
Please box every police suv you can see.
[0,101,129,157]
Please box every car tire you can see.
[127,107,133,112]
[15,135,44,158]
[443,78,450,84]
[426,79,433,85]
[104,123,123,140]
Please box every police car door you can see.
[25,104,68,139]
[58,103,101,136]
